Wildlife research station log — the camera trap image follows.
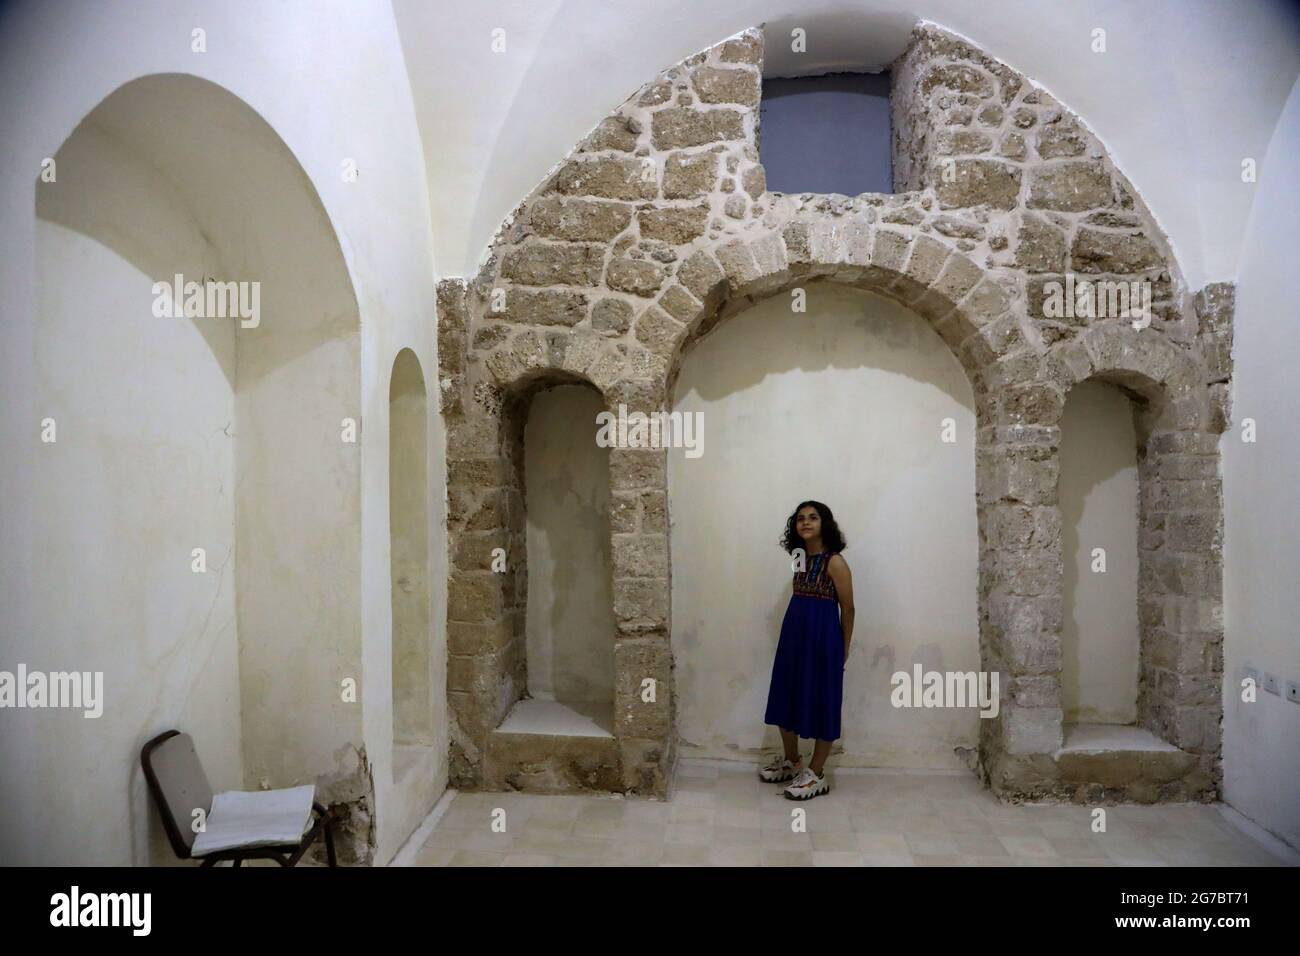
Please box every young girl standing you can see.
[760,501,855,800]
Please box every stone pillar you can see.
[608,439,673,793]
[1137,428,1223,797]
[978,420,1065,794]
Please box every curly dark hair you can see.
[779,500,846,555]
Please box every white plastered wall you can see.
[0,0,447,866]
[1222,76,1300,851]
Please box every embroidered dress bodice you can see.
[793,551,838,601]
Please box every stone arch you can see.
[437,22,1232,802]
[657,224,1009,394]
[1034,323,1223,800]
[33,72,367,861]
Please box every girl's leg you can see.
[809,739,833,775]
[779,727,802,765]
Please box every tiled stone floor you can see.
[409,760,1291,867]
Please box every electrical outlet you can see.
[1286,680,1299,704]
[1262,673,1280,696]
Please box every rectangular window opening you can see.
[759,72,893,196]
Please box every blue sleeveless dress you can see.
[764,550,844,742]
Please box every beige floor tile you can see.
[944,816,995,835]
[600,840,664,866]
[710,845,762,866]
[715,807,761,828]
[953,833,1010,857]
[998,835,1059,859]
[521,815,575,837]
[860,853,915,866]
[414,846,457,866]
[622,801,673,824]
[762,849,814,866]
[1048,836,1109,859]
[856,832,910,855]
[665,821,712,845]
[448,849,507,866]
[810,830,859,851]
[714,825,762,846]
[669,803,715,824]
[576,801,628,823]
[761,830,814,851]
[406,769,1285,869]
[911,854,969,866]
[572,817,624,840]
[674,788,717,808]
[905,833,960,856]
[662,843,712,865]
[813,850,863,866]
[618,819,669,842]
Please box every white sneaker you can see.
[758,754,801,783]
[783,767,829,800]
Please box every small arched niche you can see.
[390,348,433,754]
[1059,379,1141,724]
[500,379,616,735]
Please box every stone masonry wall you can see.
[436,23,1234,803]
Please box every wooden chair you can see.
[141,729,337,867]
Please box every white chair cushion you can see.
[190,784,316,857]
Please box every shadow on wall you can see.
[681,279,974,412]
[30,72,365,865]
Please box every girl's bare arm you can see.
[827,554,855,661]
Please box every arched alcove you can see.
[1059,379,1140,724]
[34,73,364,863]
[520,383,616,729]
[390,349,432,759]
[670,282,980,769]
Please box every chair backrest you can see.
[141,730,214,858]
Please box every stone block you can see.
[502,243,604,286]
[498,288,589,325]
[690,66,760,106]
[606,258,667,296]
[651,107,744,149]
[934,159,1022,210]
[638,205,709,244]
[551,155,658,201]
[1026,161,1112,211]
[1071,227,1162,274]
